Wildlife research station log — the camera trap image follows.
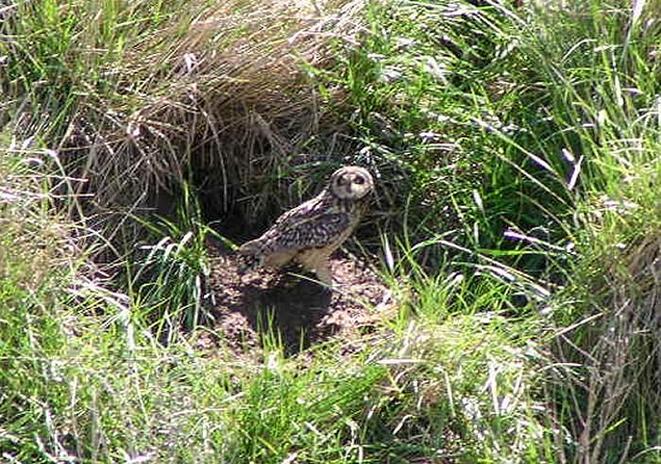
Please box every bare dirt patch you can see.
[195,239,394,357]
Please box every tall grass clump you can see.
[1,0,370,252]
[507,1,659,460]
[128,183,215,343]
[322,0,659,460]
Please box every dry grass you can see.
[93,0,366,230]
[0,149,77,289]
[549,235,660,462]
[6,0,370,254]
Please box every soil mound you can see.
[196,241,394,357]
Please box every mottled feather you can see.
[237,166,374,286]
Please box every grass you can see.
[1,0,660,462]
[129,183,215,344]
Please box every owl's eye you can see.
[354,176,365,185]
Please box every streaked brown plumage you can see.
[238,166,374,286]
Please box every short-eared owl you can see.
[238,166,374,286]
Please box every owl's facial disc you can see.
[330,166,374,199]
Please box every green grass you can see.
[1,0,660,462]
[128,183,215,344]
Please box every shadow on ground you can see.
[195,239,393,357]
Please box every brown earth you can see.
[194,239,395,358]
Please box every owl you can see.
[238,166,375,287]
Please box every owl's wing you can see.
[270,196,321,229]
[266,212,352,255]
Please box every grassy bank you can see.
[1,0,659,462]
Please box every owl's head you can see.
[329,166,374,200]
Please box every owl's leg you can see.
[297,251,334,288]
[314,259,333,288]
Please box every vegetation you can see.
[1,0,659,462]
